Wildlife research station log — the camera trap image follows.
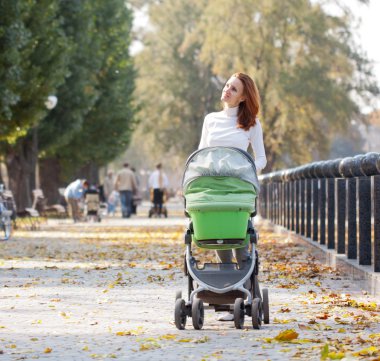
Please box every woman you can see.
[198,72,267,320]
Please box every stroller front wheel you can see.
[262,288,270,324]
[233,298,245,329]
[252,298,262,330]
[174,298,187,330]
[191,298,204,330]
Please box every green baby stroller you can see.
[174,146,269,330]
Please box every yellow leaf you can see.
[274,329,299,342]
[139,341,161,351]
[159,334,177,340]
[353,346,378,356]
[44,347,52,353]
[82,346,89,351]
[60,311,70,319]
[289,339,313,344]
[178,338,193,342]
[273,317,296,324]
[321,344,329,360]
[30,338,38,341]
[327,352,345,360]
[115,327,143,336]
[194,336,210,343]
[298,324,312,330]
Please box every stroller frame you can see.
[186,242,256,305]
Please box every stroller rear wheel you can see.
[174,298,187,330]
[233,298,245,329]
[252,298,262,329]
[262,288,270,324]
[191,298,204,330]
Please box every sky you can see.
[350,0,380,82]
[349,0,380,111]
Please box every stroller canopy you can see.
[182,147,260,194]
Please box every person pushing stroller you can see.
[174,72,268,328]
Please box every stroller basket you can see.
[190,260,253,289]
[197,239,246,247]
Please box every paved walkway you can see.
[0,203,379,360]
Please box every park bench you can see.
[15,189,66,230]
[32,189,67,218]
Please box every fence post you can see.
[374,175,380,272]
[337,178,346,254]
[286,181,290,229]
[291,180,295,231]
[319,178,326,246]
[347,178,357,259]
[296,179,300,234]
[306,178,312,238]
[312,178,319,242]
[327,178,335,249]
[358,177,371,265]
[300,179,305,235]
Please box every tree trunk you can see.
[77,162,99,186]
[5,135,37,211]
[40,157,64,205]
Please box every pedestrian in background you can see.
[131,167,142,215]
[64,179,89,222]
[114,163,138,218]
[148,163,169,216]
[103,170,115,215]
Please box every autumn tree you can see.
[130,0,219,166]
[132,0,378,172]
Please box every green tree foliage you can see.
[0,1,29,138]
[0,0,136,208]
[0,0,71,208]
[0,0,70,142]
[134,0,378,171]
[54,0,136,179]
[37,0,102,154]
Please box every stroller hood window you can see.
[183,147,260,193]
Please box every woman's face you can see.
[221,76,245,108]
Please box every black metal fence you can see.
[258,152,380,272]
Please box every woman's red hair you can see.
[232,72,260,131]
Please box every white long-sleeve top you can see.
[149,170,169,189]
[198,106,267,172]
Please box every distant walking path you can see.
[1,210,379,360]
